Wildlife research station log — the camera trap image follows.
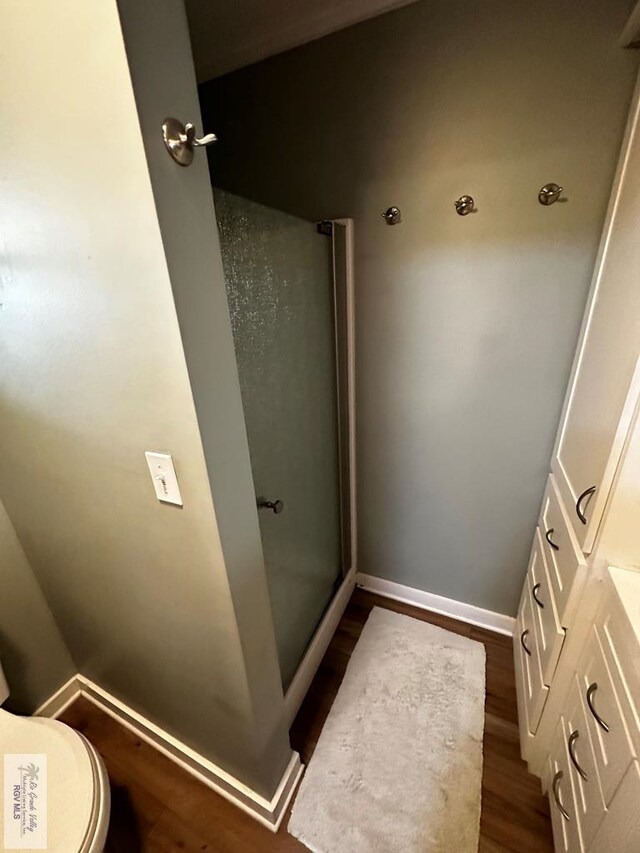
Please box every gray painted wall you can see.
[0,0,292,798]
[0,498,74,714]
[116,0,291,793]
[200,0,639,615]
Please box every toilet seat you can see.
[76,732,110,853]
[0,710,109,852]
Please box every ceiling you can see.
[185,0,420,82]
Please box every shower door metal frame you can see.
[283,218,357,726]
[332,219,357,581]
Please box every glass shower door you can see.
[215,189,344,689]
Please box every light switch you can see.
[145,452,183,506]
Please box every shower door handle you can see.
[257,497,284,514]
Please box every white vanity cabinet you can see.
[513,59,640,851]
[544,569,640,852]
[551,89,640,556]
[515,70,640,760]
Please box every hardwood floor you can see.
[60,588,553,851]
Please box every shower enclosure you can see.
[214,189,355,691]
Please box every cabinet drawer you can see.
[590,761,640,853]
[528,528,565,685]
[516,590,549,734]
[547,719,584,852]
[539,476,587,624]
[575,626,633,803]
[562,677,606,848]
[596,601,640,758]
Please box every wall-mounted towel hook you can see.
[162,117,217,166]
[538,183,564,205]
[382,206,402,225]
[454,195,475,216]
[257,496,284,514]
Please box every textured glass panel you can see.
[215,188,342,689]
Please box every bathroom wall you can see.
[199,0,639,615]
[0,0,292,797]
[0,498,74,714]
[115,0,291,792]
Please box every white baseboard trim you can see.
[34,674,83,718]
[284,566,356,728]
[355,572,515,636]
[35,674,303,832]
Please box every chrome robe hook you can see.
[538,183,564,205]
[162,117,217,166]
[454,195,475,216]
[382,206,402,225]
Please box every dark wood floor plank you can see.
[478,838,516,853]
[143,809,219,852]
[63,697,217,814]
[62,697,296,851]
[105,763,165,850]
[61,589,552,851]
[480,787,554,853]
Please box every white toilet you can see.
[0,665,111,852]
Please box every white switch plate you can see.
[144,452,183,506]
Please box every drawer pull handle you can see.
[552,770,571,821]
[586,682,610,732]
[568,730,588,781]
[520,629,532,656]
[532,583,545,609]
[545,528,560,551]
[576,485,596,525]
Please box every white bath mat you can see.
[288,606,486,853]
